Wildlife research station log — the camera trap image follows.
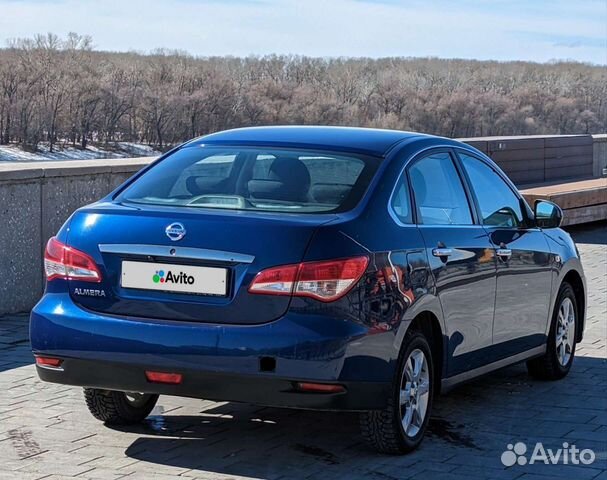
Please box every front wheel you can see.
[527,282,578,380]
[360,330,434,454]
[84,388,159,425]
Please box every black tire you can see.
[84,388,159,425]
[527,282,577,380]
[360,330,434,454]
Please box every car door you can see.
[407,150,497,377]
[457,150,553,358]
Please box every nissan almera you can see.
[30,126,586,453]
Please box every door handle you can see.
[496,248,512,260]
[432,248,453,258]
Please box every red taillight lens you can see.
[35,356,63,368]
[247,264,299,296]
[295,257,369,301]
[44,237,102,283]
[145,371,183,385]
[248,256,368,302]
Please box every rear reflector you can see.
[249,256,368,302]
[295,382,346,393]
[145,371,183,385]
[35,356,63,368]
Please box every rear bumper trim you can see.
[35,356,390,411]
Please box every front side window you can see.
[459,152,524,228]
[118,146,379,214]
[408,152,473,225]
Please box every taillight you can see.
[44,237,102,282]
[247,264,299,296]
[248,256,368,302]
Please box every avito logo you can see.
[501,441,595,467]
[152,269,195,285]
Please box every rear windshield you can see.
[118,145,381,213]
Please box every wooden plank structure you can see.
[461,134,605,225]
[520,178,607,226]
[461,134,594,186]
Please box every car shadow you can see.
[566,221,607,245]
[0,314,33,373]
[117,355,606,477]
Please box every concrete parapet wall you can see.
[0,158,154,314]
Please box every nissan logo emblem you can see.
[165,222,186,241]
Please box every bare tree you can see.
[0,33,604,154]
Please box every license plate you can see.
[121,261,227,296]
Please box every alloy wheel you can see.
[399,348,430,437]
[555,297,575,366]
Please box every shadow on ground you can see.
[566,220,607,245]
[117,355,606,478]
[0,314,32,373]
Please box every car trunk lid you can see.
[65,201,334,324]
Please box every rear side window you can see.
[118,146,380,214]
[459,153,524,227]
[408,152,473,225]
[391,175,413,224]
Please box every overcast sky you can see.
[1,0,606,64]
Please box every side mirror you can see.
[534,200,563,229]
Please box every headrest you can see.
[311,183,351,205]
[186,176,228,195]
[269,157,310,186]
[248,157,310,202]
[247,180,290,201]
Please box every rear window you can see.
[118,146,380,213]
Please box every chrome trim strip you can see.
[440,345,546,391]
[98,244,255,264]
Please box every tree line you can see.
[0,33,605,153]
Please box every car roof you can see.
[189,126,430,157]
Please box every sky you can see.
[0,0,606,64]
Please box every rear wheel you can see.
[527,282,577,380]
[84,388,159,425]
[360,330,434,454]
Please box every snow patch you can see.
[0,142,161,162]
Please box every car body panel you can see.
[418,225,497,376]
[65,202,335,324]
[193,125,426,157]
[485,226,554,355]
[541,228,587,340]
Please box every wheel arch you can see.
[405,311,445,395]
[562,269,585,342]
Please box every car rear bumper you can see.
[35,357,389,410]
[30,293,394,411]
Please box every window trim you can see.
[453,148,535,230]
[388,169,415,226]
[405,148,478,226]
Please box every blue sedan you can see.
[30,126,586,453]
